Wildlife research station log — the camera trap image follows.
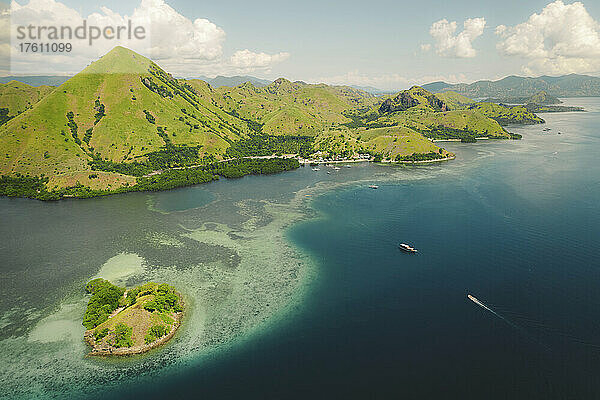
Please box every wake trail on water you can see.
[480,300,600,351]
[467,294,552,351]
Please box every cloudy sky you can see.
[2,0,600,89]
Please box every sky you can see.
[2,0,600,90]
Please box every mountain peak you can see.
[81,46,153,75]
[266,77,299,94]
[380,85,446,113]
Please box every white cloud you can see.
[420,43,431,52]
[230,49,290,71]
[5,0,288,76]
[427,17,486,58]
[496,0,600,75]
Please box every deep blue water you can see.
[109,100,600,399]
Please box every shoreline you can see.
[301,159,371,165]
[394,156,456,164]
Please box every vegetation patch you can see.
[143,109,156,124]
[93,99,105,124]
[396,151,447,162]
[207,157,300,179]
[112,323,134,348]
[0,108,12,126]
[144,325,168,344]
[82,278,125,329]
[66,111,81,145]
[225,134,314,158]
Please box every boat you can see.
[398,243,418,253]
[333,167,341,170]
[368,185,379,189]
[312,168,320,171]
[467,294,491,312]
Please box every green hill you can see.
[379,86,447,113]
[0,81,54,123]
[466,102,544,125]
[344,86,520,141]
[197,78,377,136]
[434,91,475,110]
[525,90,561,105]
[0,46,252,190]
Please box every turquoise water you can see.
[1,99,599,398]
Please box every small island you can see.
[82,278,184,356]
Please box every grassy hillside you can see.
[434,91,475,110]
[0,81,54,121]
[196,78,378,136]
[466,102,544,125]
[357,126,450,160]
[379,86,446,113]
[0,46,252,189]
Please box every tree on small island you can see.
[82,279,184,356]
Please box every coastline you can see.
[392,156,456,164]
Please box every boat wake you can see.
[468,294,522,332]
[467,294,600,352]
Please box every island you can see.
[82,278,184,356]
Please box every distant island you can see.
[422,74,600,98]
[82,278,184,356]
[0,46,586,201]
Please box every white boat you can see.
[398,243,418,253]
[312,168,320,171]
[333,167,341,170]
[368,185,379,189]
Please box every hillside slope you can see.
[192,78,378,136]
[0,46,252,189]
[0,81,54,120]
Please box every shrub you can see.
[82,279,125,329]
[94,328,109,341]
[144,324,168,344]
[112,323,133,348]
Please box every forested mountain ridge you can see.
[423,74,600,98]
